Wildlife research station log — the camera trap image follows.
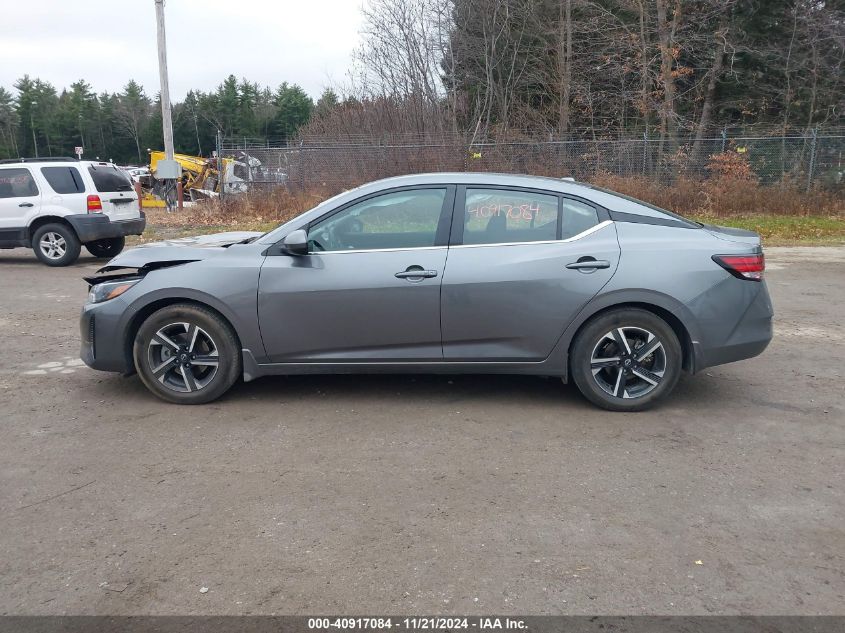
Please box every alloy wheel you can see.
[147,322,220,393]
[39,232,67,260]
[590,326,667,399]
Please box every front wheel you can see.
[570,308,682,412]
[86,236,125,258]
[133,304,242,404]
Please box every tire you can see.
[85,236,125,258]
[133,303,242,405]
[31,223,81,267]
[570,308,682,412]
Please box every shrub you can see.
[589,173,844,218]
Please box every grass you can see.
[131,221,277,246]
[689,214,845,246]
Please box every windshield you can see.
[257,186,368,243]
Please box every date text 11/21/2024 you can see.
[307,617,528,630]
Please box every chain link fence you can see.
[219,130,845,196]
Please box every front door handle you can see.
[395,267,438,280]
[18,202,34,208]
[566,258,610,270]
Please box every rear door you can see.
[85,163,138,220]
[0,167,41,234]
[258,186,454,362]
[441,186,620,361]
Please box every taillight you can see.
[87,195,102,212]
[712,253,765,281]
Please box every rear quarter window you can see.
[561,198,599,239]
[41,166,86,194]
[87,165,134,192]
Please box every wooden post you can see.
[154,0,175,163]
[176,180,183,211]
[134,181,143,210]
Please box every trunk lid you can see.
[702,223,762,249]
[85,163,139,221]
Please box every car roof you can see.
[0,158,118,168]
[364,172,697,224]
[315,171,678,218]
[363,172,590,195]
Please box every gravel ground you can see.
[0,246,842,615]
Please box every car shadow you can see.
[228,372,588,408]
[0,253,105,267]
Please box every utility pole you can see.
[154,0,180,209]
[155,0,175,161]
[30,101,38,158]
[78,113,85,149]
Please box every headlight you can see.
[88,278,141,304]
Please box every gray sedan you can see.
[80,173,773,411]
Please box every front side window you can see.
[463,188,558,245]
[0,168,38,198]
[41,166,85,194]
[308,188,447,252]
[87,165,133,192]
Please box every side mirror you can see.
[282,229,309,256]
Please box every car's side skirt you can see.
[241,349,569,382]
[0,227,29,247]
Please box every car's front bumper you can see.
[66,212,146,244]
[80,298,134,374]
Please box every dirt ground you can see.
[0,245,842,615]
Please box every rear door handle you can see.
[395,268,438,280]
[566,259,610,270]
[18,202,34,208]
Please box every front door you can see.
[0,167,41,237]
[441,187,620,361]
[258,186,454,363]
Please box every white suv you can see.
[0,158,146,266]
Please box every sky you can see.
[0,0,364,100]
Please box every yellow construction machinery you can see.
[140,151,252,208]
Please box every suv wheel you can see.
[570,308,682,412]
[31,223,81,267]
[86,237,126,258]
[133,303,242,404]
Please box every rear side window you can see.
[0,168,39,198]
[463,189,558,245]
[41,166,85,194]
[87,165,133,192]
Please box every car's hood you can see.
[96,231,262,271]
[136,231,263,249]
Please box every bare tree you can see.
[115,80,151,163]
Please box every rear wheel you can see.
[570,308,682,412]
[86,236,125,258]
[133,304,241,404]
[31,223,81,267]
